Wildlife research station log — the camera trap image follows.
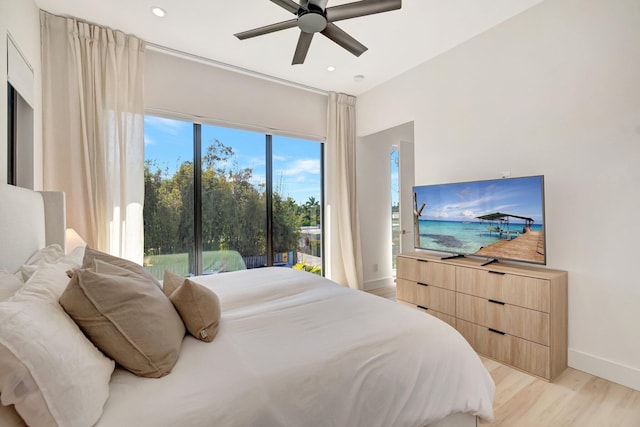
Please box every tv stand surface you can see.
[395,251,568,381]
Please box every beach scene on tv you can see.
[413,176,545,264]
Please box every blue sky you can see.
[414,176,544,224]
[391,149,399,207]
[144,116,322,204]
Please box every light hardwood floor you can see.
[366,285,640,427]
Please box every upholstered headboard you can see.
[0,184,66,273]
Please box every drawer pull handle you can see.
[417,305,429,311]
[488,299,505,305]
[488,270,505,275]
[488,328,506,335]
[418,259,429,263]
[417,282,429,287]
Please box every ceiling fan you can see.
[234,0,402,65]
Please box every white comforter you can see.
[96,268,494,427]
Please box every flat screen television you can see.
[412,175,546,265]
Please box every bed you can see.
[0,184,495,427]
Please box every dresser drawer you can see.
[456,319,510,364]
[418,306,456,328]
[415,282,456,316]
[396,278,418,303]
[395,256,456,290]
[457,319,550,379]
[456,293,549,345]
[398,300,456,328]
[511,336,550,379]
[416,259,456,290]
[396,256,419,281]
[456,267,550,312]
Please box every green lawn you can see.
[144,250,247,280]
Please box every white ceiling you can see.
[33,0,543,95]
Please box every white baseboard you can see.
[362,277,395,292]
[569,348,640,392]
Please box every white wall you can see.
[0,0,42,187]
[357,0,640,391]
[357,122,413,290]
[145,49,327,139]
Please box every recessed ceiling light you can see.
[353,74,365,82]
[151,7,166,17]
[327,66,336,72]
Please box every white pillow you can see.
[0,263,115,427]
[16,244,65,282]
[62,245,86,266]
[23,244,65,265]
[14,261,75,302]
[0,270,23,301]
[14,246,85,298]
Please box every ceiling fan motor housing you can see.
[297,3,327,34]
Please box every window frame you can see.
[144,115,324,276]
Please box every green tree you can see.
[273,193,301,253]
[201,139,265,256]
[299,196,320,227]
[144,137,305,266]
[144,160,184,254]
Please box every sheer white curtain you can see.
[325,92,363,289]
[40,11,145,263]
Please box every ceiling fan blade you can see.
[234,19,298,40]
[320,22,367,57]
[326,0,401,22]
[292,31,314,65]
[270,0,302,14]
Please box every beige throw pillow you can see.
[60,260,185,378]
[163,270,221,342]
[81,246,161,288]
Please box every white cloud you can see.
[432,211,449,219]
[144,136,155,146]
[279,159,320,176]
[462,210,476,218]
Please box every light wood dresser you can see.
[396,252,568,381]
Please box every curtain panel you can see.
[40,11,145,263]
[325,92,363,289]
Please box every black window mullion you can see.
[193,123,203,275]
[7,83,17,185]
[320,142,325,275]
[266,134,273,267]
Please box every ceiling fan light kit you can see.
[234,0,401,65]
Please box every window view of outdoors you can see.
[391,148,400,270]
[143,116,323,280]
[273,135,322,274]
[200,125,266,272]
[143,117,194,278]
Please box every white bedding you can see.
[96,267,494,427]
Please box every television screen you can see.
[413,175,546,265]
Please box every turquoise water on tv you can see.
[416,220,543,255]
